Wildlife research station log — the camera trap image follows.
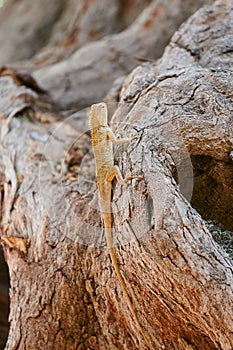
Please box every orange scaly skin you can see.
[89,102,153,350]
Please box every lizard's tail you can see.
[103,215,153,350]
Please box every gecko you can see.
[89,102,153,350]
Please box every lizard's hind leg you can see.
[106,165,124,184]
[106,166,143,185]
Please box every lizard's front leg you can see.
[107,128,136,145]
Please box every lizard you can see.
[89,102,153,350]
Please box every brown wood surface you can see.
[0,247,9,350]
[0,0,232,349]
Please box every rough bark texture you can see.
[0,247,9,349]
[0,0,233,349]
[32,0,215,111]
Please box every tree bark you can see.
[0,246,9,349]
[0,0,233,349]
[0,0,152,67]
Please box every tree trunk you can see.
[0,0,233,349]
[0,247,9,349]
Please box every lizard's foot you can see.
[130,134,138,141]
[124,171,143,183]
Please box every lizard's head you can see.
[89,102,108,127]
